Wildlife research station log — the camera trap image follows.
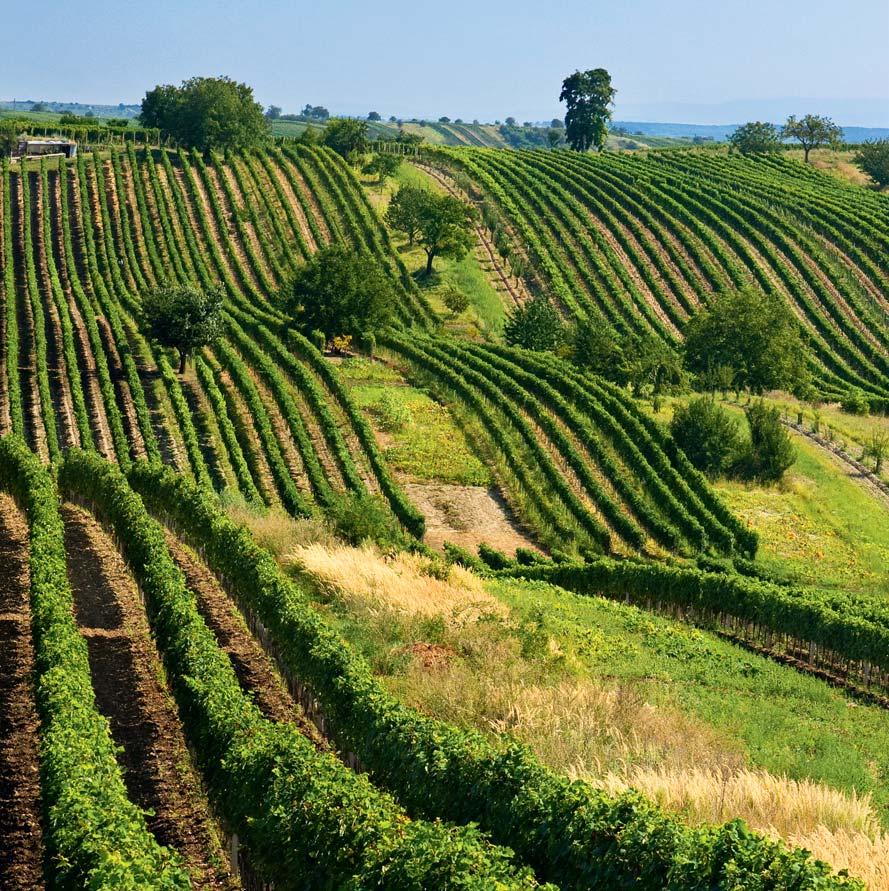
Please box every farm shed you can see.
[15,138,78,158]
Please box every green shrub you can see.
[359,330,377,356]
[478,541,512,570]
[840,389,870,416]
[737,401,797,483]
[310,328,327,352]
[375,391,413,432]
[670,397,742,477]
[328,491,407,548]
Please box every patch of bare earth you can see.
[0,496,46,889]
[403,481,538,556]
[62,504,235,889]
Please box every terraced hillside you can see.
[0,145,757,560]
[426,147,889,407]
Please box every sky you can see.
[1,0,887,125]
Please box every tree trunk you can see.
[425,250,435,275]
[803,146,811,163]
[178,349,188,375]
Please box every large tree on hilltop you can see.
[140,76,267,152]
[781,114,842,163]
[559,68,615,152]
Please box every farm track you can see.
[62,504,235,889]
[0,496,46,890]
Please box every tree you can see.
[559,68,615,152]
[504,297,564,351]
[781,114,842,163]
[141,285,225,373]
[322,118,368,159]
[573,321,625,379]
[390,191,475,275]
[683,288,809,394]
[738,401,796,482]
[363,152,401,184]
[853,139,889,188]
[301,104,329,120]
[550,118,564,129]
[622,333,685,399]
[0,121,19,158]
[729,121,781,155]
[283,245,396,340]
[505,117,517,127]
[139,77,268,152]
[368,111,382,121]
[30,101,47,113]
[670,397,742,477]
[546,128,563,149]
[389,115,398,123]
[439,116,451,123]
[442,288,470,317]
[265,105,282,120]
[385,185,427,246]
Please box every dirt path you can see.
[403,481,539,556]
[786,421,889,508]
[0,496,46,890]
[62,505,235,889]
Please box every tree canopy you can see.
[781,114,842,162]
[683,288,809,394]
[504,297,565,352]
[559,68,615,152]
[368,111,382,121]
[139,76,267,152]
[729,121,781,155]
[363,152,401,184]
[283,245,396,340]
[670,397,742,477]
[0,121,19,158]
[853,139,889,188]
[140,284,225,373]
[322,118,368,159]
[387,187,476,274]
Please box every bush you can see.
[670,397,742,477]
[737,401,797,482]
[504,296,564,352]
[840,389,870,416]
[359,330,377,357]
[853,139,889,188]
[442,288,470,317]
[328,491,406,548]
[375,391,412,432]
[310,328,327,352]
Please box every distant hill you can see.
[613,120,889,143]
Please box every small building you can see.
[14,138,77,159]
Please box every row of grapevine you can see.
[128,459,862,891]
[426,146,889,405]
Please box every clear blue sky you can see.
[2,0,887,125]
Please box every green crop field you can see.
[0,94,887,887]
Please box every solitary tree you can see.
[559,68,615,152]
[505,117,517,127]
[739,401,797,482]
[863,432,888,474]
[684,288,810,394]
[781,114,842,163]
[363,152,401,184]
[729,121,781,155]
[368,111,382,121]
[546,128,563,149]
[139,76,268,152]
[0,121,18,158]
[853,139,889,188]
[385,185,427,246]
[550,118,564,129]
[442,288,470,317]
[504,296,564,351]
[283,245,396,340]
[141,285,225,373]
[322,118,368,159]
[265,105,282,120]
[388,190,475,275]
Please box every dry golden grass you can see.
[227,507,336,557]
[278,538,885,886]
[592,767,889,888]
[284,542,507,622]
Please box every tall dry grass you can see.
[278,539,887,887]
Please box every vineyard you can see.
[425,147,889,408]
[0,139,884,888]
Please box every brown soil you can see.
[62,504,235,889]
[396,641,456,671]
[164,533,323,739]
[403,481,538,556]
[0,496,46,889]
[278,154,333,244]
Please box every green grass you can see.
[362,162,508,336]
[336,357,490,486]
[490,577,889,820]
